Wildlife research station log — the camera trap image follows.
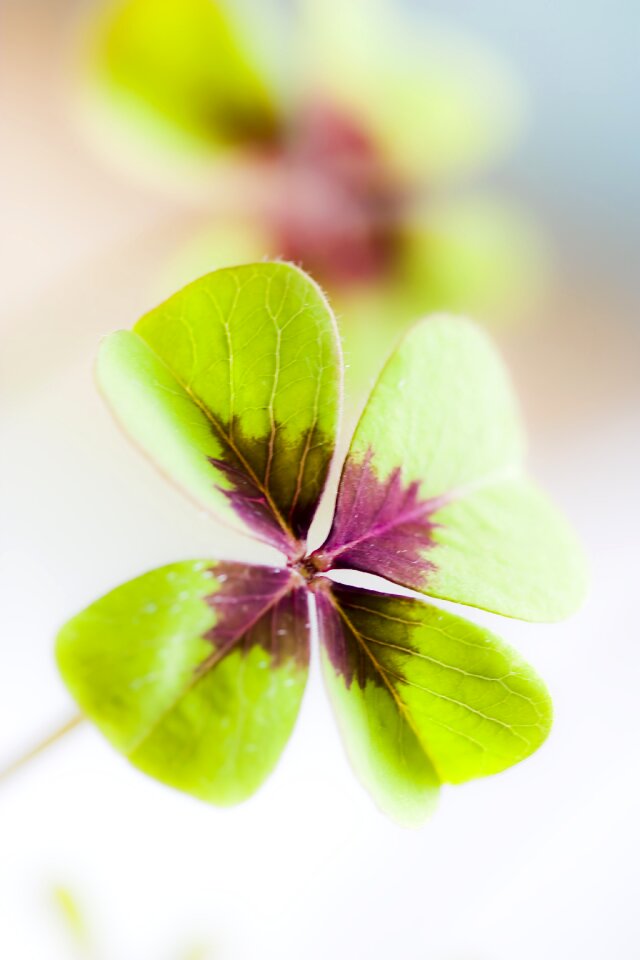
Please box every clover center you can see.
[288,556,320,584]
[287,549,334,589]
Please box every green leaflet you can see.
[318,584,551,824]
[97,262,342,552]
[56,561,310,805]
[330,315,586,620]
[91,0,279,152]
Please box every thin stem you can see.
[0,713,84,785]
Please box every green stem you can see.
[0,713,84,785]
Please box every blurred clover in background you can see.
[78,0,548,388]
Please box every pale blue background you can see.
[408,0,640,286]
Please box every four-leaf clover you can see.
[57,262,585,825]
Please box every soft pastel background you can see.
[1,1,639,958]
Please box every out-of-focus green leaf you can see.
[57,561,310,804]
[97,262,342,552]
[317,583,551,825]
[90,0,280,154]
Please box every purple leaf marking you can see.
[313,450,447,587]
[207,417,334,557]
[203,563,309,669]
[208,455,296,555]
[315,588,374,689]
[316,583,404,689]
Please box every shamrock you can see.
[56,262,585,825]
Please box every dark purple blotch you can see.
[207,416,333,555]
[315,587,380,689]
[202,563,309,670]
[208,454,295,555]
[317,582,433,689]
[313,450,446,590]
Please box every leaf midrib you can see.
[124,574,298,757]
[324,463,522,562]
[328,593,444,783]
[333,595,543,765]
[134,331,298,548]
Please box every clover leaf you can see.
[56,262,586,824]
[314,315,585,621]
[96,263,341,553]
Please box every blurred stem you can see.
[0,713,84,785]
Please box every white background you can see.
[2,2,639,957]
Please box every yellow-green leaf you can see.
[56,560,309,805]
[97,263,342,552]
